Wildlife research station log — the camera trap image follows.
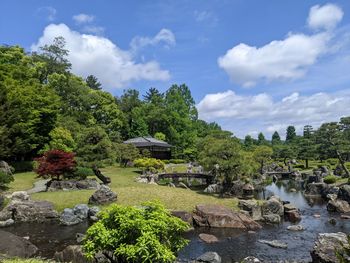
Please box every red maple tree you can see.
[35,149,76,180]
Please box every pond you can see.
[3,180,350,262]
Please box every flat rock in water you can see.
[193,204,261,230]
[287,225,304,231]
[0,230,38,258]
[258,239,288,249]
[195,251,221,263]
[199,233,219,243]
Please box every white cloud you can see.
[31,24,170,89]
[198,90,350,136]
[130,29,175,51]
[82,25,105,35]
[308,3,343,31]
[218,3,343,87]
[37,6,57,21]
[194,10,218,25]
[73,13,95,24]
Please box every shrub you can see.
[324,175,337,184]
[134,158,165,173]
[35,149,76,180]
[10,161,33,173]
[74,167,94,180]
[83,201,190,263]
[169,159,186,164]
[326,158,338,166]
[0,171,14,190]
[294,164,305,169]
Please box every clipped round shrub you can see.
[134,158,165,172]
[83,201,190,262]
[74,166,94,180]
[323,175,337,184]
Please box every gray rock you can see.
[88,206,100,218]
[60,208,82,226]
[195,252,221,263]
[88,185,117,205]
[262,196,284,216]
[0,230,38,258]
[171,210,193,225]
[263,214,281,224]
[0,218,14,227]
[0,195,4,209]
[48,179,100,191]
[10,191,30,201]
[310,232,348,263]
[241,256,261,263]
[239,200,262,221]
[338,185,350,203]
[204,184,223,194]
[0,161,13,175]
[54,245,92,263]
[287,225,304,231]
[73,204,90,220]
[258,239,288,249]
[283,203,298,212]
[327,199,350,213]
[178,182,189,189]
[305,182,327,196]
[76,233,85,243]
[199,233,219,243]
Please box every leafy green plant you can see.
[323,175,337,184]
[83,201,190,263]
[74,166,94,180]
[169,159,186,164]
[134,158,165,173]
[0,171,14,190]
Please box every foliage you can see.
[0,171,14,190]
[133,158,165,173]
[74,166,94,180]
[271,131,281,145]
[323,175,337,184]
[10,161,34,173]
[253,145,273,174]
[169,159,186,164]
[154,132,166,141]
[286,126,296,143]
[40,127,76,153]
[35,149,76,180]
[117,143,140,167]
[86,75,102,90]
[83,201,190,263]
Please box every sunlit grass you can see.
[8,172,38,192]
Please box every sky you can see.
[2,0,350,139]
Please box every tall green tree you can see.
[271,131,281,145]
[286,126,296,143]
[257,132,267,145]
[86,75,102,90]
[253,145,273,174]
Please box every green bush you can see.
[326,158,338,166]
[83,201,190,263]
[324,175,337,184]
[10,161,33,173]
[134,158,165,173]
[169,159,186,164]
[74,167,94,179]
[0,171,14,190]
[294,164,305,169]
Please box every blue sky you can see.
[2,0,350,138]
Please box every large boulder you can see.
[238,200,262,221]
[0,160,13,175]
[73,204,90,220]
[60,208,82,226]
[199,233,219,243]
[263,214,281,224]
[338,185,350,203]
[54,245,92,263]
[262,196,284,216]
[310,232,348,263]
[171,210,193,225]
[193,204,261,230]
[48,179,100,191]
[0,198,58,223]
[305,183,328,196]
[88,185,117,205]
[0,230,38,258]
[327,199,350,213]
[204,184,223,194]
[195,252,221,263]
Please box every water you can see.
[2,181,350,262]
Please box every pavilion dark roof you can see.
[123,136,172,148]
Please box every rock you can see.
[305,182,327,196]
[0,199,58,222]
[60,208,81,226]
[338,185,350,203]
[135,177,148,183]
[310,232,348,263]
[48,179,100,191]
[0,230,38,258]
[10,191,30,201]
[258,239,288,249]
[204,184,223,194]
[242,183,254,199]
[263,214,281,224]
[313,214,321,218]
[199,233,219,243]
[168,182,176,187]
[230,180,245,196]
[0,161,13,175]
[0,195,4,208]
[73,204,89,220]
[283,203,297,212]
[285,210,301,223]
[238,200,262,221]
[178,182,189,189]
[88,185,117,205]
[327,199,350,213]
[287,225,304,231]
[195,252,221,263]
[171,210,193,224]
[262,196,284,216]
[341,214,350,219]
[88,206,100,218]
[0,218,14,227]
[248,231,256,234]
[329,218,337,225]
[193,204,261,230]
[241,256,261,263]
[290,188,297,193]
[76,233,85,243]
[326,194,337,201]
[54,245,91,263]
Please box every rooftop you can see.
[123,136,172,148]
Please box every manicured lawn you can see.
[8,172,38,192]
[2,259,51,263]
[10,166,238,212]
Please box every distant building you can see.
[123,136,172,160]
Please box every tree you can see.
[154,132,166,141]
[303,125,314,138]
[35,149,76,180]
[298,128,317,168]
[257,132,267,145]
[143,87,163,104]
[253,145,273,174]
[316,122,350,178]
[117,143,140,166]
[244,135,256,149]
[40,127,76,153]
[86,75,102,90]
[198,136,247,190]
[83,201,189,263]
[271,131,281,145]
[286,126,296,143]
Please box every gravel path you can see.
[27,179,50,194]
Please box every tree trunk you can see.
[335,150,350,178]
[305,159,309,169]
[260,160,264,175]
[283,157,287,166]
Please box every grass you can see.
[9,166,238,212]
[8,172,38,192]
[1,258,52,263]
